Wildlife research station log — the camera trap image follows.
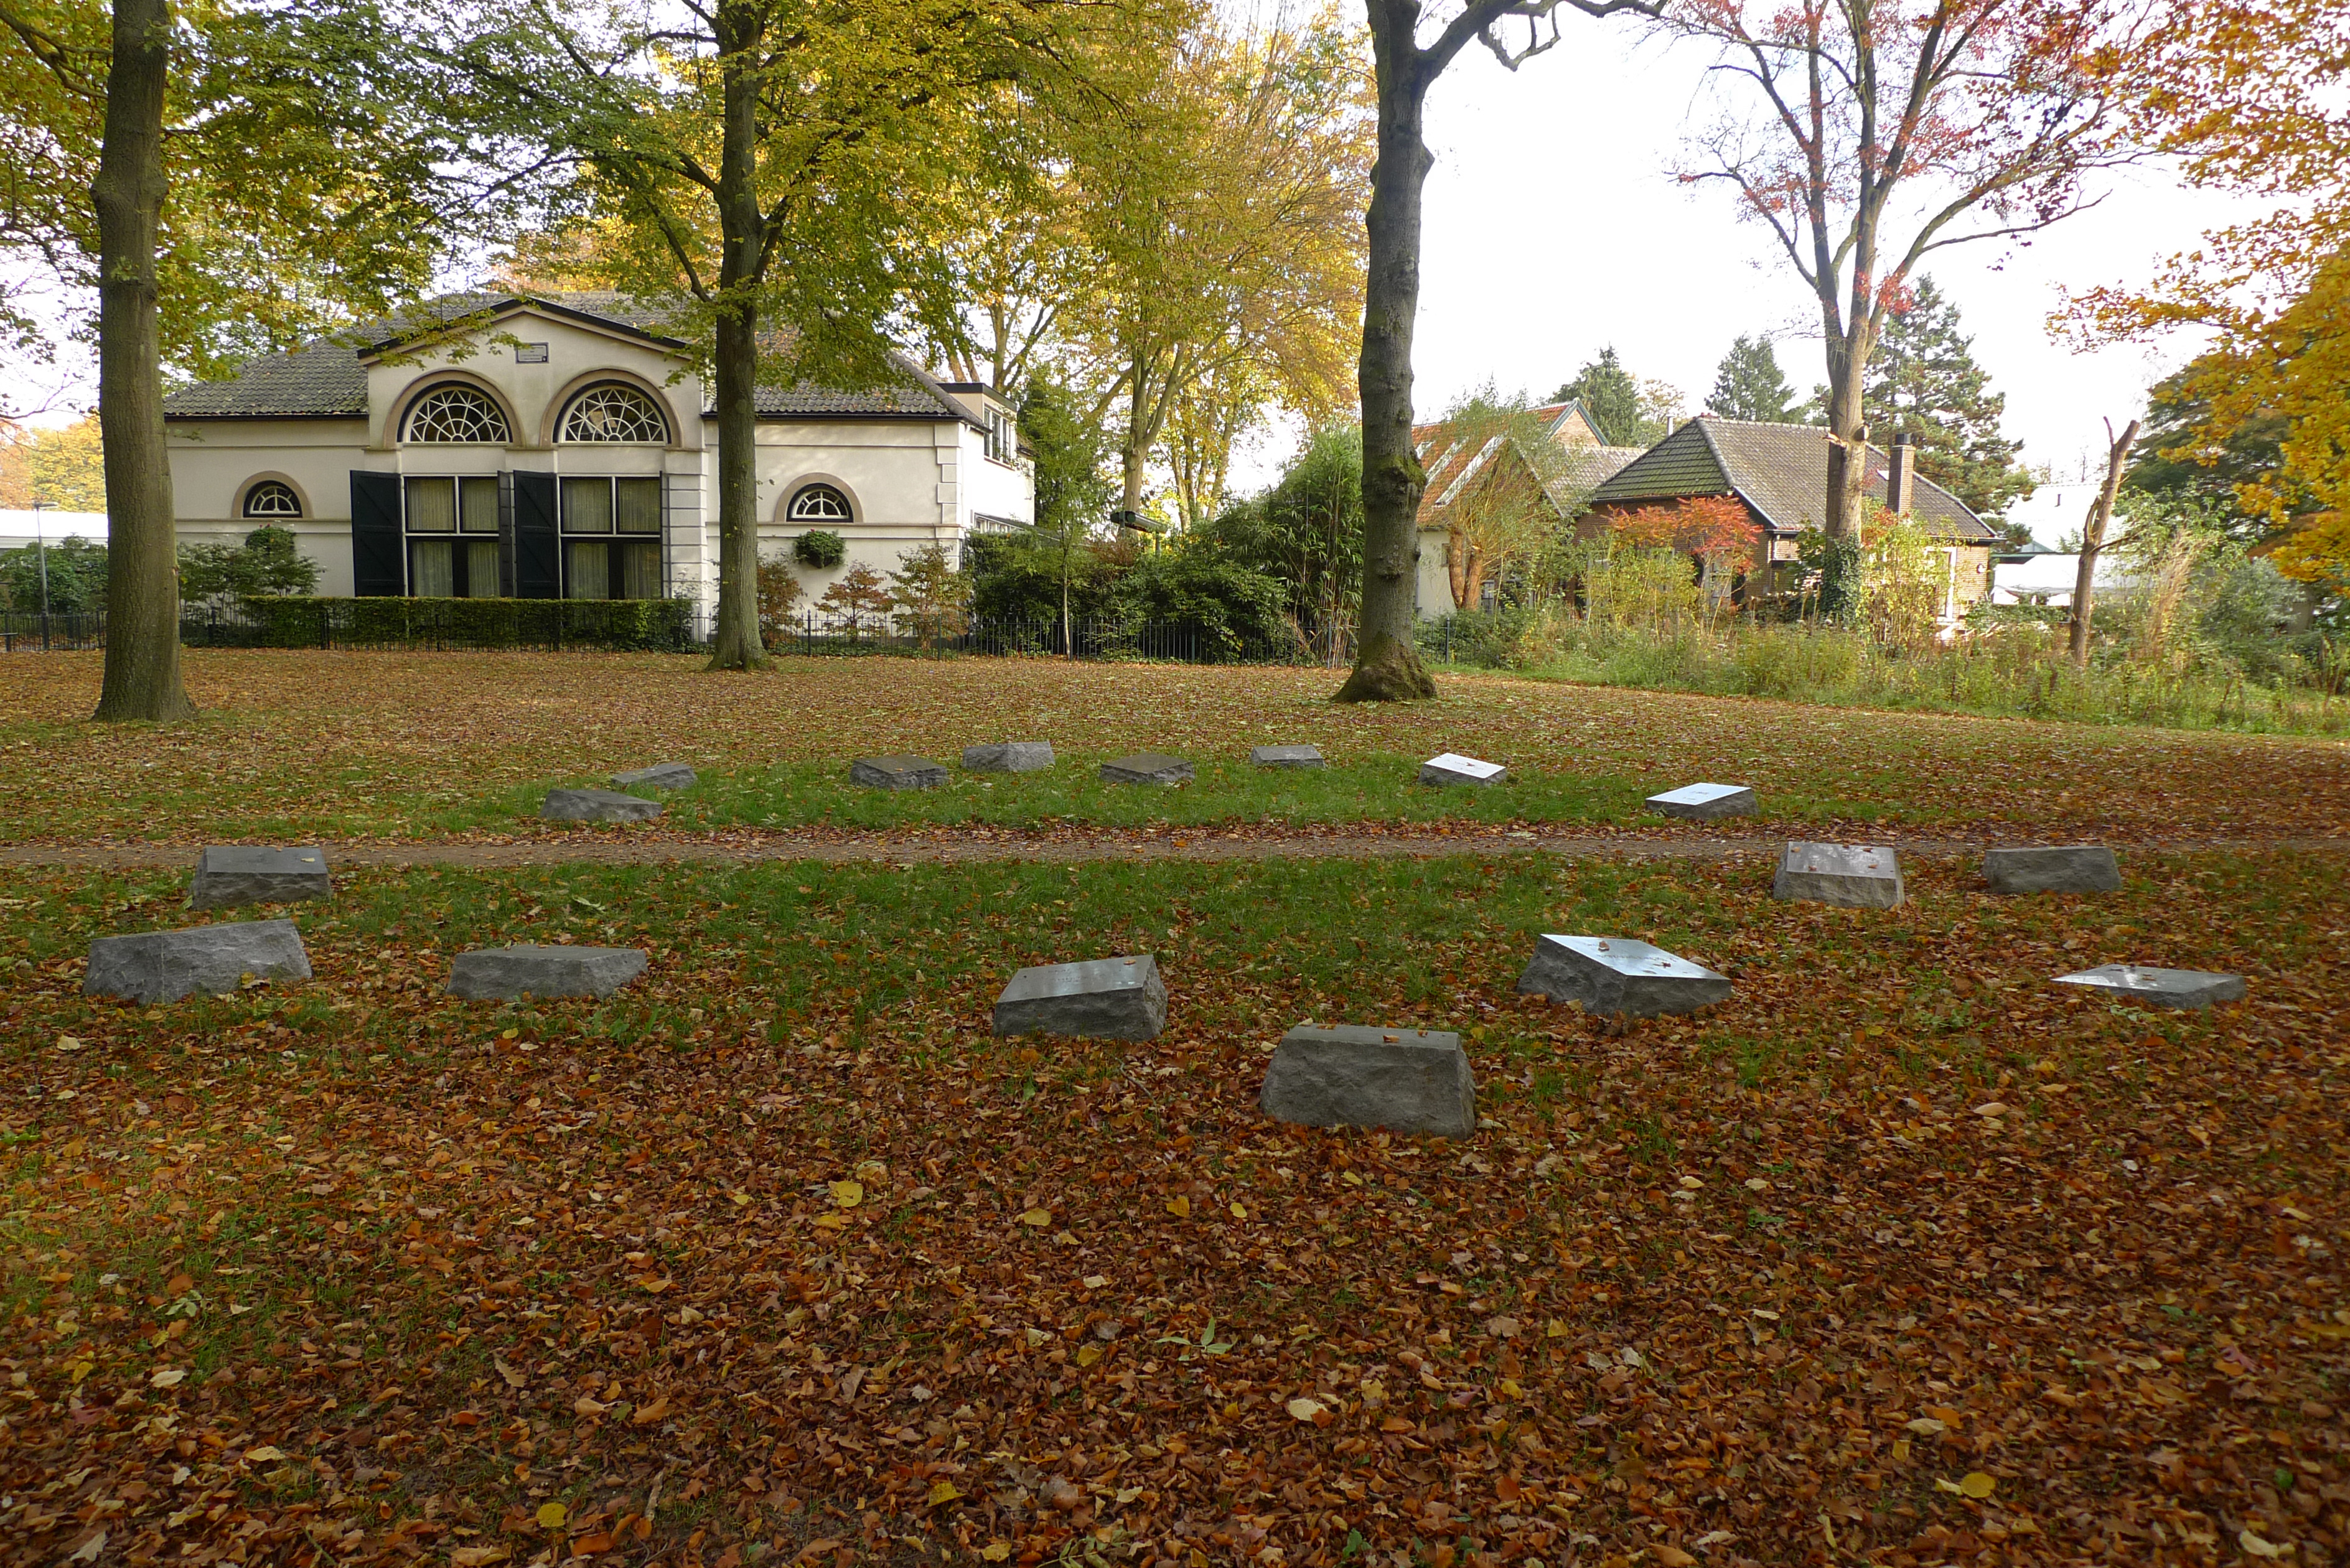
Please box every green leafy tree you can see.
[1191,424,1362,653]
[1862,277,2033,521]
[1018,375,1115,651]
[1705,335,1796,422]
[177,523,318,606]
[886,542,973,643]
[1,1,459,721]
[0,533,107,613]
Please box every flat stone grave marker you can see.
[1100,754,1194,786]
[85,919,311,1004]
[1251,744,1326,769]
[542,787,663,823]
[1772,841,1904,908]
[850,755,948,790]
[1646,782,1757,821]
[1515,934,1731,1017]
[1419,752,1505,787]
[2052,963,2244,1010]
[993,954,1166,1040]
[1985,844,2121,894]
[963,742,1055,773]
[187,846,331,910]
[612,762,697,791]
[448,945,648,1001]
[1259,1024,1476,1140]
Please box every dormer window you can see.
[559,383,670,444]
[401,385,510,444]
[242,480,302,518]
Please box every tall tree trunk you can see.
[2068,419,2140,669]
[1335,0,1436,703]
[1815,313,1873,621]
[703,2,770,673]
[91,0,194,723]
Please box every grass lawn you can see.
[1,651,2347,844]
[6,845,2347,1566]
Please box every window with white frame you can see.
[401,385,511,444]
[558,383,670,444]
[242,480,302,518]
[787,483,852,523]
[983,406,1018,463]
[561,475,664,600]
[403,475,501,597]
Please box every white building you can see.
[1990,548,2135,608]
[161,292,1033,606]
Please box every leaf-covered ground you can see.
[2,652,2346,844]
[5,847,2347,1568]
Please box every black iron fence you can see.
[2,600,1349,666]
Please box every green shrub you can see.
[792,530,846,569]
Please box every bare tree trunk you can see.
[1335,0,1436,702]
[2068,418,2139,670]
[703,2,770,673]
[91,0,194,723]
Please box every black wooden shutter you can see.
[349,470,405,597]
[497,472,518,597]
[512,471,560,599]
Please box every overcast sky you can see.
[1250,19,2252,544]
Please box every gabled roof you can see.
[1588,417,1995,541]
[1410,401,1642,528]
[161,291,973,425]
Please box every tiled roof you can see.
[1589,418,1995,541]
[1410,403,1633,528]
[162,292,970,425]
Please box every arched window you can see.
[242,480,302,518]
[558,383,670,444]
[787,483,852,523]
[401,385,511,444]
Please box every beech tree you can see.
[1340,0,1656,702]
[1,1,449,722]
[2066,0,2350,595]
[1661,0,2144,614]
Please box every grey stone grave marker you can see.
[85,919,312,1004]
[1772,841,1904,908]
[1514,934,1731,1017]
[1645,782,1757,821]
[1984,844,2121,894]
[1259,1024,1477,1140]
[850,755,948,790]
[448,945,648,1001]
[187,846,331,910]
[993,954,1166,1040]
[963,742,1056,773]
[1251,744,1326,769]
[2051,963,2244,1010]
[612,762,697,791]
[1100,754,1194,786]
[1419,752,1505,787]
[542,788,664,823]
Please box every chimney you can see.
[1888,431,1917,516]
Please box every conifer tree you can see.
[1705,335,1795,422]
[1863,278,2033,521]
[1553,347,1663,447]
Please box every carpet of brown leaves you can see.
[2,651,2347,844]
[4,843,2348,1568]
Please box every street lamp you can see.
[30,497,50,618]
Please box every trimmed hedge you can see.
[185,595,697,652]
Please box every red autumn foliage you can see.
[1602,496,1762,566]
